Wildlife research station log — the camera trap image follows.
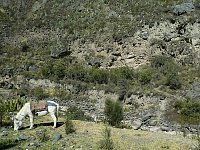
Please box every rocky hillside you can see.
[1,0,200,138]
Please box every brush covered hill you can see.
[1,1,200,149]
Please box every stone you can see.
[29,142,40,147]
[53,133,62,142]
[149,126,160,132]
[16,134,28,141]
[148,120,157,126]
[160,126,170,132]
[132,119,142,130]
[1,130,8,136]
[142,113,153,123]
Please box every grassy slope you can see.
[1,115,196,150]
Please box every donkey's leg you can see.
[50,113,57,128]
[29,114,34,129]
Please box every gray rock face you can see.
[172,3,195,15]
[186,82,200,99]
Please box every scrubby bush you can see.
[0,98,26,126]
[38,63,54,78]
[137,67,153,85]
[65,114,75,134]
[104,99,123,127]
[151,55,179,75]
[87,68,109,84]
[36,129,49,142]
[0,101,6,126]
[173,98,200,124]
[30,87,48,100]
[65,64,87,81]
[151,55,182,89]
[98,126,114,150]
[0,139,17,150]
[66,106,92,121]
[166,72,181,90]
[109,67,135,84]
[151,55,169,69]
[53,60,66,79]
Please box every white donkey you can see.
[14,100,59,131]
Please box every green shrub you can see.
[36,129,49,142]
[0,98,26,126]
[53,60,66,79]
[137,67,153,85]
[0,139,17,150]
[166,72,181,90]
[65,64,87,81]
[104,99,123,126]
[38,63,54,78]
[65,115,75,134]
[173,98,200,124]
[30,87,48,100]
[66,106,92,121]
[87,68,109,84]
[151,55,169,69]
[151,55,182,89]
[98,126,114,150]
[151,55,179,75]
[6,97,26,112]
[109,67,135,85]
[0,102,6,126]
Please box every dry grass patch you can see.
[1,115,196,150]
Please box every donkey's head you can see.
[13,117,22,131]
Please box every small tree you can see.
[104,99,123,127]
[98,126,114,150]
[65,114,75,134]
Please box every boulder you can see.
[132,119,142,130]
[160,125,170,132]
[16,134,28,141]
[53,132,62,142]
[172,2,195,15]
[142,113,153,123]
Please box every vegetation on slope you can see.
[0,116,196,150]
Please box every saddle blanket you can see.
[31,100,47,113]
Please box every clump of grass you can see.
[36,129,49,142]
[98,126,114,150]
[64,114,75,134]
[104,99,123,127]
[0,139,18,150]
